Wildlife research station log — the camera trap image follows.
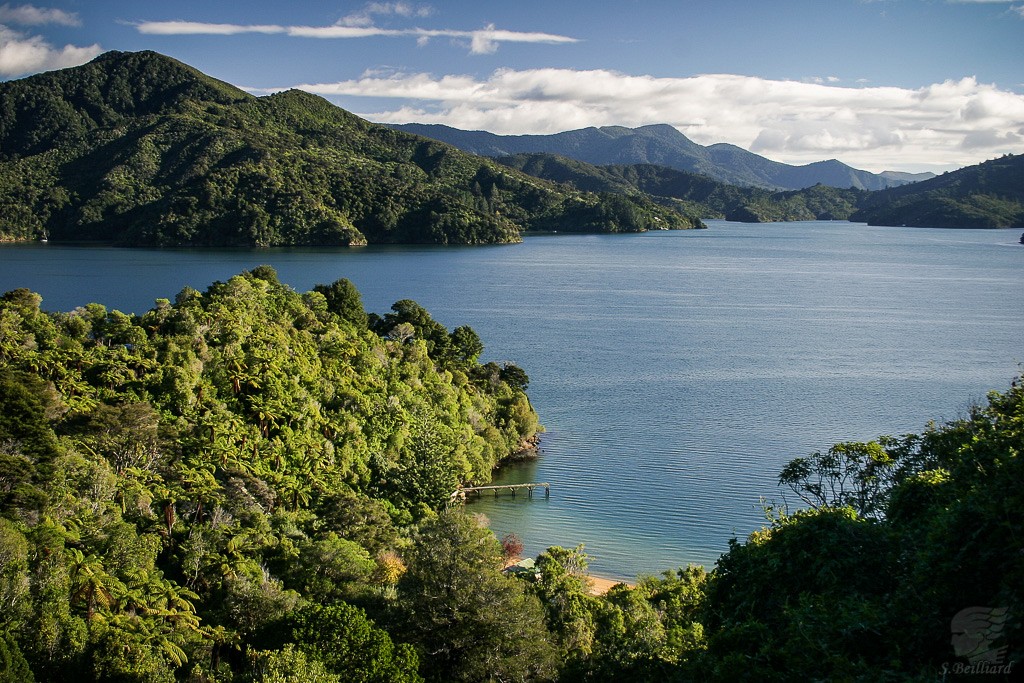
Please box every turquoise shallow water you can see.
[2,221,1022,579]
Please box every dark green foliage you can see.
[0,50,248,159]
[701,508,899,679]
[449,326,484,365]
[372,299,453,357]
[372,300,500,375]
[718,183,865,223]
[885,382,1024,667]
[0,631,32,683]
[852,154,1024,228]
[289,603,422,683]
[0,370,60,462]
[0,51,696,247]
[499,363,530,391]
[0,371,59,515]
[281,534,375,603]
[312,278,368,328]
[395,510,559,682]
[689,378,1024,681]
[313,489,401,555]
[778,440,898,519]
[501,151,1024,229]
[497,153,867,223]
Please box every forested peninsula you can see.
[0,51,698,247]
[1,268,1021,681]
[495,151,1024,228]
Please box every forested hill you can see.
[498,151,1024,228]
[851,153,1024,228]
[495,153,867,222]
[0,51,697,247]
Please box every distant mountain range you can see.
[388,123,935,191]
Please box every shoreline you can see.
[587,574,635,596]
[502,557,633,596]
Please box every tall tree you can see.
[313,278,368,328]
[395,510,558,682]
[289,603,421,683]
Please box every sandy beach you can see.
[587,575,634,596]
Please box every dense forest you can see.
[0,268,1020,681]
[851,153,1024,228]
[496,151,1024,228]
[496,153,867,222]
[0,51,698,247]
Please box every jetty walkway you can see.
[449,482,550,503]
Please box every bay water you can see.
[2,220,1021,579]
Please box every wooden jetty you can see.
[450,482,550,503]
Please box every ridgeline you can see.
[0,51,698,247]
[2,51,1020,243]
[388,122,934,191]
[851,153,1024,228]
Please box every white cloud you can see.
[286,68,1024,172]
[947,0,1024,16]
[134,21,285,36]
[287,25,405,38]
[134,17,577,54]
[340,2,433,27]
[0,3,79,26]
[0,24,100,77]
[464,24,579,54]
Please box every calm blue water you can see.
[2,221,1022,580]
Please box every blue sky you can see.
[1,1,1023,172]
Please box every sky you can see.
[1,1,1023,173]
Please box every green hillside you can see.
[0,51,697,247]
[852,154,1024,228]
[499,151,1024,229]
[496,153,866,222]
